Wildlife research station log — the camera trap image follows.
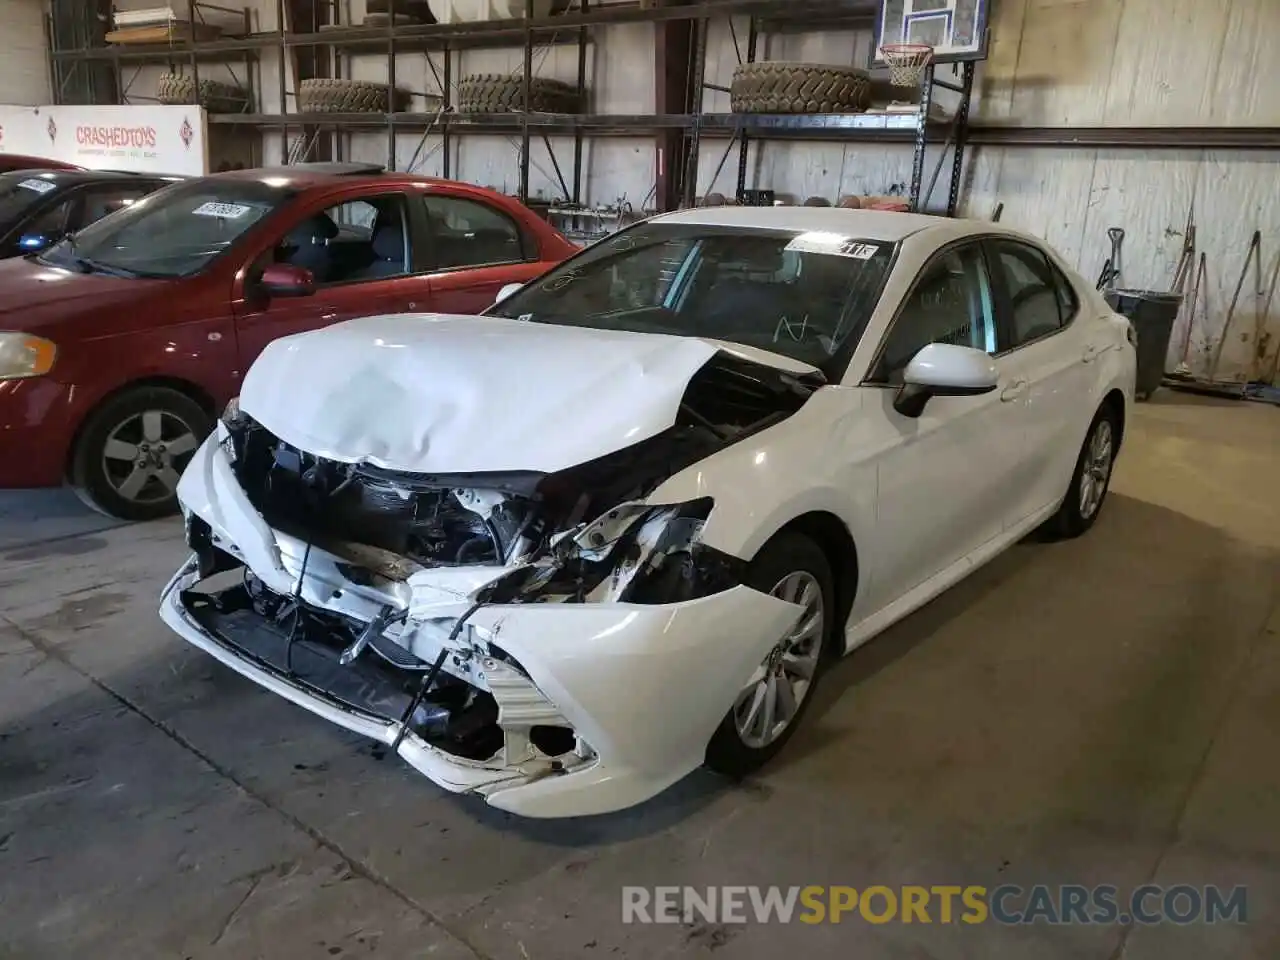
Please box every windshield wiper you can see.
[41,234,137,277]
[74,257,142,279]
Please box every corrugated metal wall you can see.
[0,0,53,105]
[968,0,1280,383]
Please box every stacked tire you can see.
[296,79,409,114]
[364,0,435,24]
[156,74,247,113]
[457,74,582,114]
[729,61,870,114]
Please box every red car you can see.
[0,162,577,519]
[0,154,83,174]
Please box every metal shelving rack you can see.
[44,0,970,214]
[47,0,1280,212]
[49,2,258,114]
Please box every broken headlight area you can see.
[219,420,746,604]
[475,497,746,605]
[222,415,542,577]
[176,567,590,770]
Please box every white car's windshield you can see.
[489,223,895,373]
[41,179,291,278]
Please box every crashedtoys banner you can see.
[0,104,208,175]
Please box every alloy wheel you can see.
[1078,419,1114,520]
[101,409,200,505]
[733,570,825,750]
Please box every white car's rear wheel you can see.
[706,532,834,777]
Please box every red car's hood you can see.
[0,256,170,336]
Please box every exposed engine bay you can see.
[217,350,822,604]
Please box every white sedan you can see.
[160,207,1135,818]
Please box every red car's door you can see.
[416,192,557,314]
[232,187,429,370]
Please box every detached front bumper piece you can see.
[161,559,797,817]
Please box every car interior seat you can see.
[352,212,407,279]
[281,213,339,283]
[697,239,792,338]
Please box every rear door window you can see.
[989,240,1075,350]
[420,194,526,269]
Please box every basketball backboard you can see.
[873,0,990,64]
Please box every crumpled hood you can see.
[240,313,801,475]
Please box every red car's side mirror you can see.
[259,263,316,297]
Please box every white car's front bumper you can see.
[160,437,801,818]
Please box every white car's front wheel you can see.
[706,531,834,777]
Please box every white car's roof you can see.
[652,205,953,242]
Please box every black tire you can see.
[296,79,409,114]
[70,387,212,522]
[156,73,247,113]
[729,61,871,114]
[456,73,583,114]
[705,531,836,778]
[1044,404,1121,540]
[366,0,435,20]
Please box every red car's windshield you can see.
[42,179,291,278]
[0,171,63,226]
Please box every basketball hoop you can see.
[880,42,935,89]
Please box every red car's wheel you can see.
[70,387,212,521]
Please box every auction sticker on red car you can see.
[192,201,253,218]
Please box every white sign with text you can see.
[0,104,208,175]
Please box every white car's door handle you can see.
[1000,378,1028,402]
[1082,343,1100,363]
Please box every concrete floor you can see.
[2,393,1278,960]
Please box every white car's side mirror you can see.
[494,282,523,306]
[894,343,999,418]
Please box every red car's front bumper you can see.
[0,378,78,488]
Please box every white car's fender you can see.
[647,387,875,574]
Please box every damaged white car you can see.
[160,207,1135,818]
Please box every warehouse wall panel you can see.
[0,0,52,105]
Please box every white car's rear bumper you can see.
[160,437,800,818]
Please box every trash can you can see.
[1104,289,1183,401]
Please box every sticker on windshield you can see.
[192,201,252,219]
[785,233,879,260]
[18,178,56,195]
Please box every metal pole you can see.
[908,62,935,212]
[277,0,288,162]
[946,61,975,217]
[442,42,452,179]
[520,0,534,202]
[387,0,396,170]
[572,0,589,204]
[681,16,709,208]
[734,17,758,201]
[42,11,59,105]
[188,0,201,108]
